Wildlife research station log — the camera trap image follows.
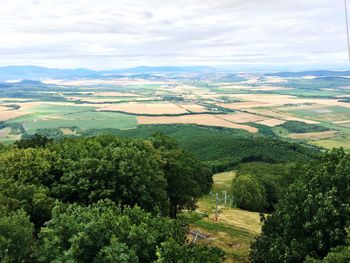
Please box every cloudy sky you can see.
[0,0,348,70]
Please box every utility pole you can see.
[345,0,350,63]
[224,190,227,207]
[215,192,219,222]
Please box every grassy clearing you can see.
[182,171,262,263]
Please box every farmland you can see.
[2,70,350,262]
[1,72,350,152]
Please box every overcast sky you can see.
[0,0,348,70]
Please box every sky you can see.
[0,0,348,71]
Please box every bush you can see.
[231,175,266,212]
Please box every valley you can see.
[1,71,350,152]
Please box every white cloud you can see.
[0,0,348,70]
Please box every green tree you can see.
[0,210,34,263]
[36,200,186,263]
[151,133,213,218]
[48,135,169,214]
[231,175,266,212]
[156,238,224,263]
[15,134,52,149]
[250,149,350,262]
[0,147,58,186]
[305,229,350,263]
[0,178,54,229]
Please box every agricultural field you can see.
[1,72,350,151]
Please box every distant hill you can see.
[0,66,100,82]
[265,70,350,78]
[0,65,216,81]
[1,66,349,82]
[113,66,215,74]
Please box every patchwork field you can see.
[2,72,350,150]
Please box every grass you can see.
[22,112,137,135]
[288,106,350,122]
[5,104,137,135]
[0,127,21,144]
[181,170,262,263]
[311,135,350,152]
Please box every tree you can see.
[250,149,350,262]
[231,175,266,212]
[36,200,186,263]
[0,210,34,263]
[48,136,169,215]
[15,134,52,149]
[0,147,58,186]
[151,133,213,218]
[305,229,350,263]
[0,178,54,229]
[156,238,224,263]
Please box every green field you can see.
[5,104,137,136]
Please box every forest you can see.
[1,131,350,262]
[0,134,223,262]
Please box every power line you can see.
[345,0,350,63]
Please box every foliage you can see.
[46,135,169,214]
[151,133,213,218]
[250,148,350,262]
[236,162,296,212]
[15,134,53,148]
[99,125,321,172]
[231,175,266,212]
[36,200,188,263]
[0,147,58,186]
[0,210,34,263]
[156,238,225,263]
[0,178,54,229]
[247,123,276,137]
[279,121,329,134]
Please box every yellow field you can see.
[289,131,338,140]
[0,110,31,121]
[98,102,188,115]
[177,104,208,113]
[246,109,318,124]
[255,118,286,127]
[218,113,268,123]
[137,114,258,133]
[217,102,275,109]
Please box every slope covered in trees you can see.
[0,134,221,262]
[88,125,321,172]
[250,149,350,262]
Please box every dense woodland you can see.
[0,134,223,262]
[1,129,350,262]
[278,121,330,134]
[250,149,350,262]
